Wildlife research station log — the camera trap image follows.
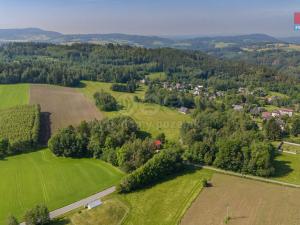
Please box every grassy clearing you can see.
[268,91,290,99]
[58,168,213,225]
[0,84,29,109]
[147,72,167,81]
[78,81,191,141]
[0,149,123,224]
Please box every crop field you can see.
[0,84,29,109]
[78,81,191,141]
[59,168,213,225]
[0,105,39,149]
[0,149,124,224]
[181,173,300,225]
[30,84,103,134]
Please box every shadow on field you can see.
[125,165,200,193]
[39,112,52,145]
[273,159,293,178]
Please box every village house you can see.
[271,108,294,118]
[278,108,294,117]
[262,112,272,120]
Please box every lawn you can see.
[78,81,191,141]
[0,149,124,224]
[59,168,213,225]
[0,84,29,109]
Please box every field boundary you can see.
[193,164,300,189]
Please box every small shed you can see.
[86,200,102,210]
[179,107,189,114]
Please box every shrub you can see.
[24,204,50,225]
[94,91,117,111]
[7,215,19,225]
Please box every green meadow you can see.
[0,84,29,109]
[60,168,213,225]
[79,81,191,141]
[273,152,300,185]
[0,149,123,224]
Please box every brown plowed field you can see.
[181,173,300,225]
[30,84,103,136]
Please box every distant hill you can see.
[0,28,61,42]
[279,37,300,44]
[0,28,286,50]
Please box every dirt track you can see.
[181,173,300,225]
[30,84,103,136]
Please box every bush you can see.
[7,215,18,225]
[94,91,117,111]
[118,148,184,193]
[24,204,50,225]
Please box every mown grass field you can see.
[0,84,29,109]
[273,152,300,185]
[78,81,191,141]
[0,149,124,224]
[60,168,213,225]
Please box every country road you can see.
[20,186,116,225]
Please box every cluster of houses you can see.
[262,108,294,120]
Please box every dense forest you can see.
[0,43,298,97]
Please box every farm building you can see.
[86,200,102,210]
[179,107,189,114]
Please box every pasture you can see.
[30,84,103,134]
[0,149,123,224]
[0,84,29,109]
[181,173,300,225]
[79,81,191,141]
[60,168,213,225]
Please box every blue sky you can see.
[0,0,299,37]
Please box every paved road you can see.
[20,186,116,225]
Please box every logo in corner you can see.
[294,13,300,31]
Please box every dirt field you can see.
[181,173,300,225]
[30,84,103,136]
